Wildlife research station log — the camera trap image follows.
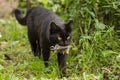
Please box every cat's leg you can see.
[42,48,50,67]
[37,42,41,58]
[57,53,67,75]
[28,32,38,56]
[29,40,38,56]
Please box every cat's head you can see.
[49,20,73,47]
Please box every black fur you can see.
[14,6,73,75]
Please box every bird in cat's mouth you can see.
[50,44,70,54]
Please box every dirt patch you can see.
[0,0,18,18]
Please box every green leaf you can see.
[102,50,114,57]
[95,19,106,30]
[86,9,95,17]
[42,0,48,5]
[0,65,4,70]
[0,33,2,38]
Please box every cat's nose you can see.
[59,41,69,46]
[64,41,69,46]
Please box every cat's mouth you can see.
[50,44,70,54]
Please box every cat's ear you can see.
[66,20,73,26]
[50,22,60,33]
[65,20,73,32]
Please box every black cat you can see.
[14,6,73,75]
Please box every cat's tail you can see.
[14,9,27,25]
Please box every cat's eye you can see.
[58,36,62,40]
[67,36,70,40]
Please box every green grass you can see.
[0,17,120,80]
